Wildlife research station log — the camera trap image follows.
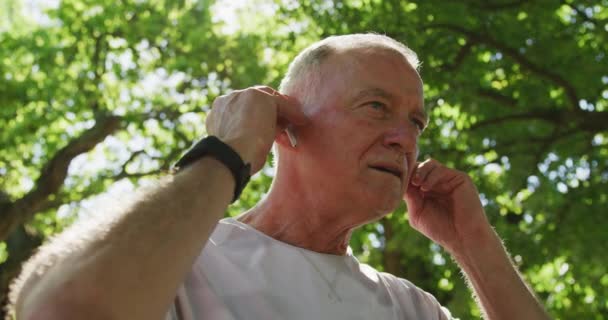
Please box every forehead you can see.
[321,49,424,108]
[348,86,427,119]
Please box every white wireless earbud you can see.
[286,126,297,147]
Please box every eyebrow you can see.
[349,87,428,121]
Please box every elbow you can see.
[21,303,114,320]
[16,295,117,320]
[14,278,115,320]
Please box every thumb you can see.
[275,94,310,126]
[404,182,423,214]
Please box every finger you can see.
[250,85,278,96]
[275,94,309,126]
[249,86,309,126]
[419,164,448,192]
[411,158,436,186]
[404,182,422,206]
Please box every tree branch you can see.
[466,0,529,10]
[426,23,581,109]
[115,149,169,180]
[468,111,561,130]
[440,41,476,72]
[476,88,518,106]
[0,115,122,241]
[3,106,199,228]
[579,110,608,133]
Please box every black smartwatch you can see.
[173,136,251,203]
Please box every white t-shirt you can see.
[165,218,453,320]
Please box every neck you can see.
[238,166,358,255]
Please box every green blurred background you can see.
[1,0,607,318]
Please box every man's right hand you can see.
[205,86,309,174]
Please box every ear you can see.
[275,128,296,148]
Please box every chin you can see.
[363,192,403,217]
[358,204,399,227]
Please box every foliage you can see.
[1,0,607,318]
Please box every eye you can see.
[367,101,388,111]
[411,118,425,131]
[359,101,389,119]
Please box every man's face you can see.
[296,49,426,222]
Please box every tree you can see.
[1,0,606,318]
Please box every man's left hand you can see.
[404,158,492,255]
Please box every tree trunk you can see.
[381,218,404,277]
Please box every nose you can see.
[382,122,418,155]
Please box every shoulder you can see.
[377,271,455,320]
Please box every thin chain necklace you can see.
[298,250,344,302]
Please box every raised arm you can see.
[12,87,307,320]
[404,158,551,320]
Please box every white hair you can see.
[278,33,420,109]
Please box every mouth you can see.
[369,165,402,179]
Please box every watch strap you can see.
[173,136,251,203]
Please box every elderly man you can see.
[12,34,550,320]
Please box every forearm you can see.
[17,157,234,320]
[452,228,550,320]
